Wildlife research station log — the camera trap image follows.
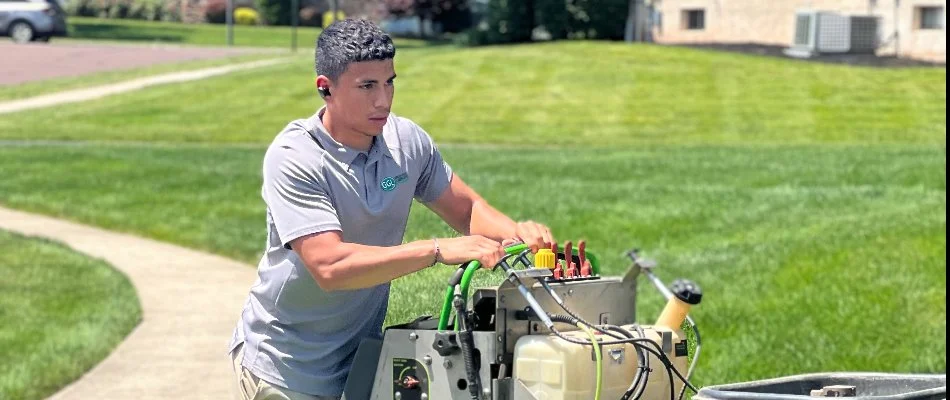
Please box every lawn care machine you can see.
[340,241,705,400]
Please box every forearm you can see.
[302,240,436,291]
[468,199,517,242]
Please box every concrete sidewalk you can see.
[0,57,289,115]
[0,206,258,399]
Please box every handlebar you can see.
[437,242,601,331]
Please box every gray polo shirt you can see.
[228,107,453,397]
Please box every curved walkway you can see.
[0,206,257,399]
[0,57,289,115]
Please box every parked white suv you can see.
[0,0,68,43]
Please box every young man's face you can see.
[318,59,396,137]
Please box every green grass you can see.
[0,53,281,102]
[65,16,324,48]
[0,40,944,391]
[0,42,944,146]
[0,230,141,400]
[62,17,439,49]
[0,143,944,387]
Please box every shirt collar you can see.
[306,106,394,165]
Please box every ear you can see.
[315,75,332,98]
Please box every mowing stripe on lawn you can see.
[0,57,292,115]
[0,144,942,391]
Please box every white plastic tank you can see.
[512,325,689,400]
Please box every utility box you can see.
[784,11,880,58]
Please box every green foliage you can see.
[535,0,571,40]
[235,7,261,25]
[66,0,176,22]
[571,0,628,39]
[255,0,293,26]
[466,0,630,45]
[465,0,534,45]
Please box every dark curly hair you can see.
[316,19,396,81]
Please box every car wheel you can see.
[10,21,34,44]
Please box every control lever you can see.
[564,241,577,278]
[579,240,592,277]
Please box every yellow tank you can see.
[512,325,689,400]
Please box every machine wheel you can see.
[9,21,35,43]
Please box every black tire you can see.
[9,21,34,44]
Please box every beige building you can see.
[649,0,946,62]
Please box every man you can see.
[228,18,556,400]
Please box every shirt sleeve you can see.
[413,124,454,204]
[262,144,342,248]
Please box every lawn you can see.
[0,42,944,146]
[65,16,323,48]
[0,230,141,400]
[0,52,281,103]
[0,39,945,392]
[0,142,944,387]
[62,16,438,49]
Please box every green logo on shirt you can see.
[381,173,409,192]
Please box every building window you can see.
[683,9,705,30]
[917,6,945,30]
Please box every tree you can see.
[255,0,294,25]
[383,0,474,36]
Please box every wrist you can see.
[429,238,443,267]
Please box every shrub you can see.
[464,0,630,45]
[204,0,228,23]
[322,10,346,27]
[66,0,172,22]
[234,7,261,25]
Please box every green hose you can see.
[437,243,601,330]
[577,322,603,400]
[438,285,455,332]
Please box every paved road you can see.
[0,41,266,85]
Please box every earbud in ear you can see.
[318,86,331,97]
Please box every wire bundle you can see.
[507,250,699,400]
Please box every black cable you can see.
[453,295,481,400]
[509,251,699,397]
[533,275,657,400]
[665,356,676,400]
[630,325,652,400]
[606,324,649,400]
[605,324,649,400]
[677,322,701,400]
[629,339,699,395]
[533,271,629,342]
[638,342,675,400]
[546,319,699,395]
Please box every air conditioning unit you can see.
[784,10,880,58]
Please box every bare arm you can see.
[425,174,555,252]
[290,231,435,292]
[423,174,516,240]
[291,229,508,292]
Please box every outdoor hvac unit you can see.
[784,10,879,58]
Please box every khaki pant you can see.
[230,343,341,400]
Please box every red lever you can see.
[551,242,563,279]
[579,240,592,277]
[564,241,577,278]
